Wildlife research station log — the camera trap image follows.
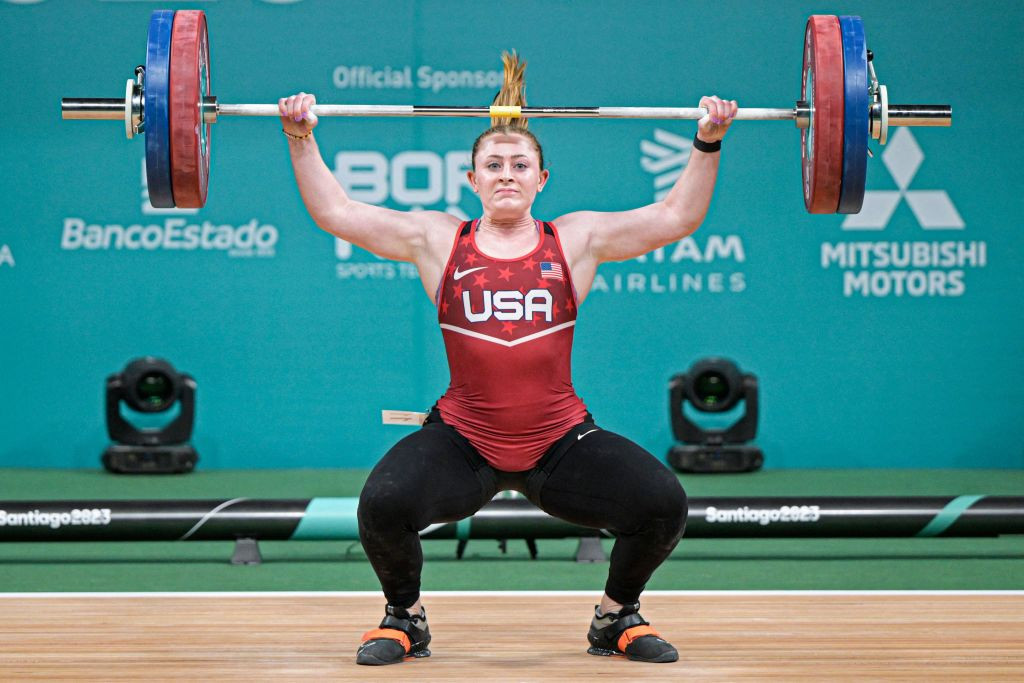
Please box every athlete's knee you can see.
[630,475,688,544]
[358,472,421,534]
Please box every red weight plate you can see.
[169,10,212,208]
[801,15,844,213]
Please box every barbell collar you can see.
[794,100,810,129]
[203,96,218,124]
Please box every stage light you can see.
[102,357,198,474]
[667,357,763,473]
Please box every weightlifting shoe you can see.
[587,602,678,663]
[356,604,431,665]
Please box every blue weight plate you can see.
[838,15,868,214]
[145,9,175,208]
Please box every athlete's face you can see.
[468,134,549,220]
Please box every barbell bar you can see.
[60,10,951,213]
[61,100,950,124]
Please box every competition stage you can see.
[1,467,1022,679]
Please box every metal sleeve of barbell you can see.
[1,496,1022,542]
[885,105,952,126]
[61,98,125,120]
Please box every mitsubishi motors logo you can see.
[842,128,963,230]
[822,129,983,298]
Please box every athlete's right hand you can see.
[278,92,319,137]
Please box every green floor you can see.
[1,468,1021,593]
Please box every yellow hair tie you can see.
[489,105,522,118]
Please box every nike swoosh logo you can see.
[577,429,599,441]
[453,266,487,281]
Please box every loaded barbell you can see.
[61,10,951,213]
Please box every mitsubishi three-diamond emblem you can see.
[842,128,963,230]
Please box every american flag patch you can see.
[540,262,563,280]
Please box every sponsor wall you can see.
[1,0,1021,469]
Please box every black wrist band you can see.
[692,135,721,153]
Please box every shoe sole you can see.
[587,645,678,663]
[356,648,431,666]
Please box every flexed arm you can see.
[279,92,459,264]
[557,95,738,268]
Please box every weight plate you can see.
[838,15,868,214]
[170,10,211,208]
[145,9,175,208]
[801,15,844,213]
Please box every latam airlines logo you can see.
[641,129,692,201]
[599,127,745,296]
[823,129,983,298]
[61,160,278,258]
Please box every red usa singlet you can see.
[435,219,588,471]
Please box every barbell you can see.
[61,10,951,213]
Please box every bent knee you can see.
[358,478,422,533]
[640,471,687,516]
[632,478,688,540]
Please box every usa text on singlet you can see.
[435,219,588,471]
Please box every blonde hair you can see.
[472,50,545,170]
[490,51,528,128]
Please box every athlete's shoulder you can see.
[423,213,464,244]
[549,211,596,231]
[544,214,590,261]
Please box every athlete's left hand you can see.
[696,95,738,143]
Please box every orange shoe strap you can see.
[361,627,411,653]
[617,624,660,652]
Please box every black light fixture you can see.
[667,357,763,473]
[102,357,198,474]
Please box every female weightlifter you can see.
[279,53,736,665]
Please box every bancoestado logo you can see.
[61,160,278,258]
[0,508,112,529]
[334,65,502,93]
[705,505,822,526]
[823,129,980,297]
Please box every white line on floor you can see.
[1,590,1022,598]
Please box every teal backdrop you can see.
[1,0,1021,470]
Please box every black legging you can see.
[357,410,688,608]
